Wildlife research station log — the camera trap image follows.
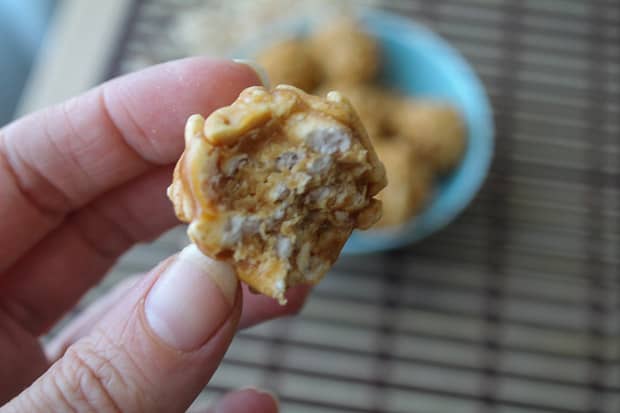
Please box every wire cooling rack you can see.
[68,0,620,411]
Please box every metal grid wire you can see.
[77,0,620,411]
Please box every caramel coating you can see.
[390,102,466,174]
[374,139,434,228]
[309,18,379,84]
[168,85,386,303]
[257,39,322,92]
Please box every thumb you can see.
[4,245,241,413]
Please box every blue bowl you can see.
[345,11,494,253]
[238,10,494,254]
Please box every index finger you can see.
[0,58,260,272]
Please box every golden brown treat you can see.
[390,101,467,174]
[373,139,434,228]
[256,39,322,92]
[168,85,386,303]
[309,18,379,84]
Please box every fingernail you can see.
[240,387,279,410]
[145,244,237,350]
[208,387,279,413]
[233,59,270,89]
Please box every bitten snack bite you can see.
[168,85,386,303]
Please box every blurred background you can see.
[3,0,620,412]
[0,0,55,124]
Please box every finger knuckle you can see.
[52,341,133,413]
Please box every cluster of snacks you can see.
[257,19,379,89]
[257,18,467,228]
[168,85,386,303]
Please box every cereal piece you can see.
[373,139,434,228]
[257,39,322,92]
[309,18,379,84]
[390,101,467,174]
[168,85,386,303]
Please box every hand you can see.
[0,58,307,412]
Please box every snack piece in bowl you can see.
[309,18,380,84]
[373,139,434,228]
[168,85,386,303]
[256,39,322,92]
[316,83,399,141]
[390,102,466,174]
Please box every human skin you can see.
[0,57,308,413]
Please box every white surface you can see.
[16,0,132,115]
